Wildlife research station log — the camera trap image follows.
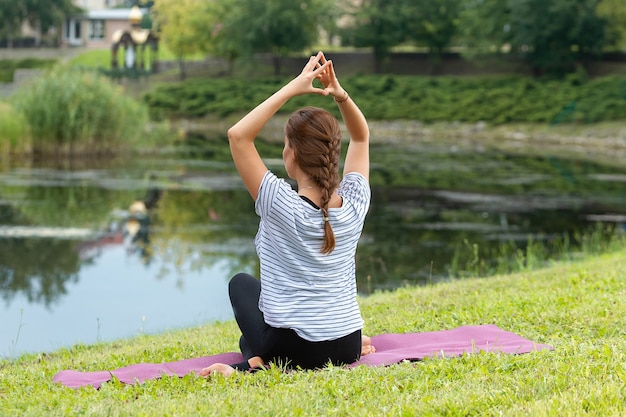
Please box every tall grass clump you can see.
[11,65,149,155]
[0,101,29,154]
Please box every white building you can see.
[64,1,145,48]
[72,1,127,10]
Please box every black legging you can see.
[227,272,362,371]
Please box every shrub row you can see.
[143,73,626,124]
[0,58,56,83]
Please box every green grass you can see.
[0,101,28,152]
[67,47,206,70]
[1,247,624,416]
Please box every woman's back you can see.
[255,171,370,341]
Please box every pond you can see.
[1,132,625,358]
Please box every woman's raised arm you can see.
[228,53,331,200]
[315,53,369,180]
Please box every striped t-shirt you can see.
[254,170,371,342]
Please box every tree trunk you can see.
[428,48,443,75]
[6,21,13,48]
[178,57,187,80]
[34,20,42,48]
[373,47,385,74]
[272,54,281,76]
[227,58,235,76]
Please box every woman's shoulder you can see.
[339,172,369,193]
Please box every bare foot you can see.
[248,356,265,369]
[199,356,265,378]
[199,363,235,377]
[361,335,376,356]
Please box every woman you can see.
[201,52,374,377]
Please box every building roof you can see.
[84,8,148,20]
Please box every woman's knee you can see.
[228,273,258,297]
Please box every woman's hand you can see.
[314,52,345,99]
[284,52,332,97]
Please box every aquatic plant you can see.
[0,101,28,153]
[10,65,149,155]
[448,223,625,278]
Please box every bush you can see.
[0,58,56,83]
[11,66,149,154]
[143,74,626,125]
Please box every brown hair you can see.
[285,107,342,254]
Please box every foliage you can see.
[0,0,79,47]
[0,249,625,415]
[404,0,461,72]
[199,0,239,72]
[509,0,607,75]
[151,0,337,78]
[143,74,626,124]
[0,101,28,152]
[215,0,333,76]
[22,0,81,42]
[152,0,216,79]
[0,0,25,46]
[459,0,608,76]
[10,66,149,154]
[597,0,626,50]
[0,57,55,82]
[458,0,511,56]
[340,0,409,73]
[152,0,218,79]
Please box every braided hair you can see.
[285,107,342,254]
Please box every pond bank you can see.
[174,117,626,167]
[1,249,625,415]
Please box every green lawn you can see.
[1,247,624,416]
[67,47,206,69]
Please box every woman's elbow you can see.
[227,126,241,143]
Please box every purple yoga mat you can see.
[53,324,552,389]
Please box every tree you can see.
[458,0,513,57]
[0,0,24,48]
[218,0,333,76]
[508,0,606,75]
[200,0,239,75]
[152,0,212,80]
[405,0,461,73]
[22,0,81,46]
[597,0,626,51]
[459,0,608,76]
[341,0,409,73]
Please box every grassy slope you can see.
[1,248,624,416]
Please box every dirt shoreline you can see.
[365,120,626,167]
[177,116,626,167]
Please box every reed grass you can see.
[0,101,29,153]
[449,223,625,278]
[10,65,149,155]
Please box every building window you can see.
[89,20,105,40]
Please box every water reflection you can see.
[1,142,625,357]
